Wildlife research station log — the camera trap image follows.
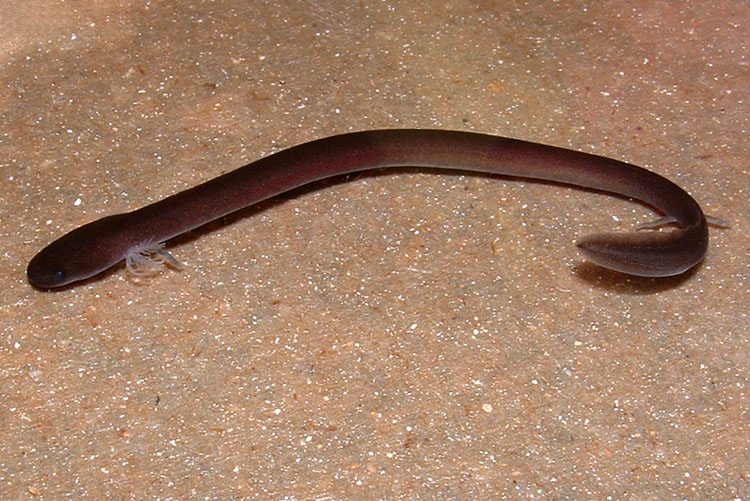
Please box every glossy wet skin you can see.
[27,129,709,288]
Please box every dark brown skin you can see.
[27,129,709,288]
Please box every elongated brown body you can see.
[27,129,709,288]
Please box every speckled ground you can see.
[1,0,748,498]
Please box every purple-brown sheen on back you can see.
[27,129,709,288]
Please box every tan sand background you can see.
[1,0,748,498]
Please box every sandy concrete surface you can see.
[1,0,748,498]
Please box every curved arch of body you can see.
[27,129,709,288]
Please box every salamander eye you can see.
[53,270,65,282]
